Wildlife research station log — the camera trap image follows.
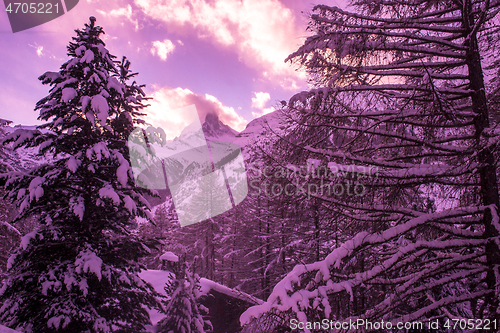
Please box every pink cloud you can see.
[29,43,44,57]
[150,39,176,61]
[250,91,275,118]
[97,4,140,30]
[133,0,307,88]
[251,92,270,109]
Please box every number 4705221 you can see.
[444,319,497,330]
[5,2,59,14]
[4,0,78,32]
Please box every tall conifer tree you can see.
[0,17,159,332]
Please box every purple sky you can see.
[0,0,345,135]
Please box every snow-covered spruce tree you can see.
[157,263,211,333]
[0,17,160,332]
[241,0,500,330]
[138,200,179,270]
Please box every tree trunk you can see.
[464,0,500,317]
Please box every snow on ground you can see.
[139,269,174,326]
[139,269,174,297]
[199,278,264,306]
[0,324,17,333]
[159,251,179,262]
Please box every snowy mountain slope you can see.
[131,113,240,183]
[128,109,290,226]
[175,109,288,153]
[138,269,173,327]
[233,110,290,156]
[137,112,240,184]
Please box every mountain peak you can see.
[202,113,238,141]
[204,112,219,123]
[178,112,238,142]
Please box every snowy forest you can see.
[1,0,500,332]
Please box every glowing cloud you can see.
[134,0,307,86]
[251,92,270,109]
[97,4,139,30]
[29,44,44,57]
[150,39,176,61]
[251,91,275,118]
[252,106,275,119]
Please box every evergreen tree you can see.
[0,17,160,332]
[138,199,179,270]
[157,263,211,333]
